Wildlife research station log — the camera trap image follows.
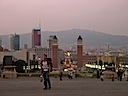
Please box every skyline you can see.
[0,0,128,36]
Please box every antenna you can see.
[39,19,41,30]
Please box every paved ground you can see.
[0,77,128,96]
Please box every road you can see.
[0,77,128,96]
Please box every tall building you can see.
[9,34,14,51]
[9,34,20,51]
[77,35,83,68]
[32,28,41,48]
[14,34,20,51]
[52,35,58,68]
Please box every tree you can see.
[99,60,103,70]
[30,60,38,69]
[12,60,27,73]
[104,62,108,67]
[108,62,115,66]
[94,61,97,68]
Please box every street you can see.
[0,77,128,96]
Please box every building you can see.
[29,48,52,59]
[9,34,20,51]
[14,34,20,51]
[52,36,58,69]
[9,34,14,51]
[29,47,64,69]
[0,48,35,67]
[32,28,41,48]
[83,54,97,64]
[77,36,83,68]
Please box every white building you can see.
[0,49,35,66]
[9,34,20,51]
[9,34,14,51]
[28,47,65,65]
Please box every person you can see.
[117,70,120,81]
[119,70,123,81]
[59,71,63,81]
[40,54,51,90]
[70,71,73,79]
[100,74,104,81]
[112,74,114,81]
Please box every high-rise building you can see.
[14,34,20,51]
[52,35,58,68]
[32,28,41,48]
[9,34,20,51]
[77,35,83,68]
[9,34,14,51]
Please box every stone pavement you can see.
[0,77,128,96]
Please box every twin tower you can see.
[52,35,83,69]
[32,28,83,68]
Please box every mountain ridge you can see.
[1,29,128,49]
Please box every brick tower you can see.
[77,35,83,68]
[52,35,58,69]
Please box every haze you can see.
[0,0,128,36]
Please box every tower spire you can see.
[39,19,41,30]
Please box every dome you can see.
[77,35,82,40]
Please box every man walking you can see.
[40,54,51,90]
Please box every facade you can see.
[97,52,124,69]
[9,34,20,51]
[83,54,97,64]
[28,47,64,68]
[32,28,41,48]
[29,48,52,59]
[77,36,83,68]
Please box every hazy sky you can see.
[0,0,128,35]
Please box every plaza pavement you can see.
[0,77,128,96]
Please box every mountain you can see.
[1,29,128,49]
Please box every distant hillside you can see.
[1,29,128,49]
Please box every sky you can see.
[0,0,128,36]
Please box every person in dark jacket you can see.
[59,71,63,81]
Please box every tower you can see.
[9,34,14,51]
[52,35,58,68]
[13,34,20,51]
[77,35,83,68]
[32,28,41,48]
[47,35,54,49]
